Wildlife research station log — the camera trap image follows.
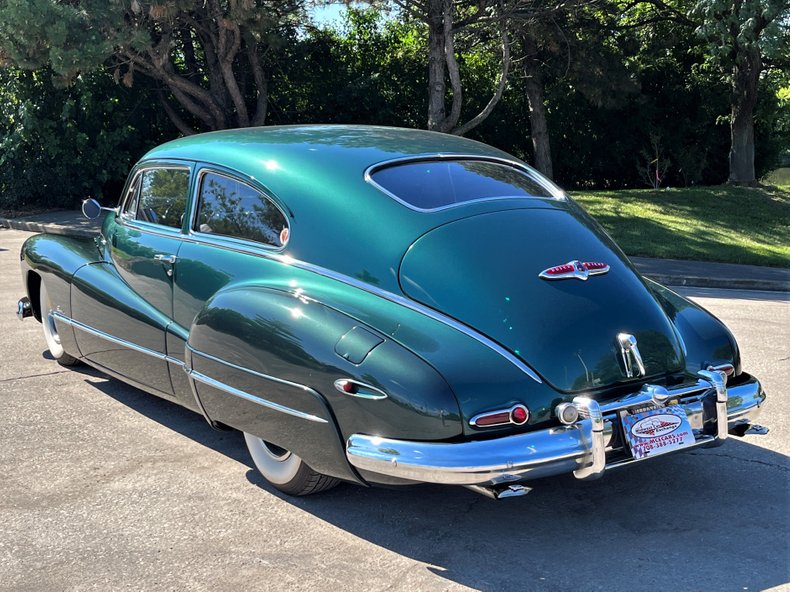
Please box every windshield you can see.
[369,159,562,211]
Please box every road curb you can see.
[0,217,99,238]
[637,272,788,293]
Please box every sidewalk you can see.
[2,209,788,292]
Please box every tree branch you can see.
[245,33,269,126]
[452,16,510,135]
[157,88,197,136]
[444,0,464,131]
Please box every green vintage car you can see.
[16,125,766,498]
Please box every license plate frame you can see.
[621,405,695,460]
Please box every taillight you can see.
[470,404,530,428]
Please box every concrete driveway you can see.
[0,227,787,592]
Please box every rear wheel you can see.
[40,282,79,366]
[243,432,339,496]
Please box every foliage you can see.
[0,67,175,210]
[269,8,427,127]
[0,1,788,210]
[0,0,305,133]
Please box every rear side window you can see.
[133,168,190,229]
[370,159,557,210]
[195,172,289,248]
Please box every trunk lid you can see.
[399,207,684,393]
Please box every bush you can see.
[0,67,175,211]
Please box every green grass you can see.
[762,167,790,188]
[571,185,790,268]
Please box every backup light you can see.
[556,402,579,425]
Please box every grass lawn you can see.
[571,184,790,268]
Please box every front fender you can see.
[20,233,102,357]
[21,233,102,318]
[185,285,463,482]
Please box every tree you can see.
[0,67,175,209]
[0,0,304,134]
[692,0,789,184]
[391,0,514,134]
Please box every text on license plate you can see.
[622,405,695,460]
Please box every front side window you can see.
[195,172,289,248]
[370,159,559,211]
[133,168,190,229]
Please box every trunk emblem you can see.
[539,260,609,281]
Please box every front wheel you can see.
[243,433,339,496]
[40,281,79,366]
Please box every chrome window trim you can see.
[119,165,192,228]
[189,168,289,253]
[364,154,566,213]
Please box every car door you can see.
[71,162,192,398]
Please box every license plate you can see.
[622,405,695,460]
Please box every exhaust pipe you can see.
[465,483,532,500]
[729,423,769,437]
[16,297,32,321]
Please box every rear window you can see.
[369,159,557,210]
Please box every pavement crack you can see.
[0,370,71,383]
[687,451,789,472]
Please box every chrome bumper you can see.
[346,373,765,487]
[17,297,32,321]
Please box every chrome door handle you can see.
[153,254,177,264]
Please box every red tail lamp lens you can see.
[510,406,529,425]
[475,411,511,427]
[340,380,357,394]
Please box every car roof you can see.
[143,124,510,183]
[140,125,550,293]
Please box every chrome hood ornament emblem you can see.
[539,260,610,281]
[618,333,646,378]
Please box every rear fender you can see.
[186,285,463,483]
[647,280,741,376]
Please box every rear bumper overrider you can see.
[346,372,765,493]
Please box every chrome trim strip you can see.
[109,213,543,383]
[169,239,543,383]
[363,154,566,213]
[187,345,327,397]
[186,367,328,424]
[54,313,169,362]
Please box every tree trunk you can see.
[522,32,553,178]
[728,45,761,185]
[427,0,448,131]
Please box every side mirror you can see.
[81,198,103,220]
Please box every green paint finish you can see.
[19,125,748,482]
[400,207,685,393]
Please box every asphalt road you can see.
[1,226,787,592]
